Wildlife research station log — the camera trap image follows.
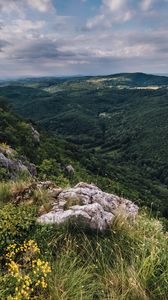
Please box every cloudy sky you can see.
[0,0,168,78]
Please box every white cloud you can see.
[0,0,24,15]
[86,14,105,30]
[102,0,126,12]
[0,19,45,43]
[141,0,154,11]
[0,0,55,13]
[85,0,133,29]
[27,0,54,12]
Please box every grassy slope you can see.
[0,179,168,300]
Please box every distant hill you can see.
[105,72,168,85]
[1,73,168,217]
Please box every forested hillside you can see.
[1,73,168,217]
[0,96,94,185]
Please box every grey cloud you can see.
[3,26,168,73]
[0,39,11,51]
[12,39,75,61]
[0,0,20,12]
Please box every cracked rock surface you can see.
[37,182,138,231]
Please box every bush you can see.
[0,167,10,181]
[0,203,36,252]
[2,240,51,300]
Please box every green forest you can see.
[1,73,168,216]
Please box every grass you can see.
[40,212,168,300]
[0,179,33,205]
[0,142,11,151]
[0,182,12,205]
[49,247,99,300]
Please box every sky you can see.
[0,0,168,78]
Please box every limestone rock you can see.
[65,164,75,178]
[0,151,37,177]
[37,182,138,231]
[48,188,63,198]
[31,126,40,143]
[0,153,28,173]
[26,163,37,176]
[38,202,114,231]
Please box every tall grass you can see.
[40,212,168,300]
[0,182,12,205]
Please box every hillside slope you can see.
[1,73,168,216]
[0,96,95,185]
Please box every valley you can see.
[1,72,168,217]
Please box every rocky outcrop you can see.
[64,164,75,178]
[37,182,138,231]
[0,153,28,173]
[0,147,37,178]
[31,126,40,143]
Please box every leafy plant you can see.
[3,240,51,300]
[0,203,36,252]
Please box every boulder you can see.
[0,151,37,177]
[31,126,40,143]
[65,164,75,178]
[37,182,138,231]
[26,162,37,176]
[0,153,10,168]
[0,153,27,173]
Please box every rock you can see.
[0,151,37,177]
[26,163,37,176]
[65,164,75,178]
[31,126,40,143]
[19,156,37,177]
[37,182,138,231]
[48,188,63,198]
[38,203,114,231]
[0,153,28,173]
[0,153,9,168]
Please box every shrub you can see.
[0,166,10,181]
[0,203,36,252]
[2,240,51,300]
